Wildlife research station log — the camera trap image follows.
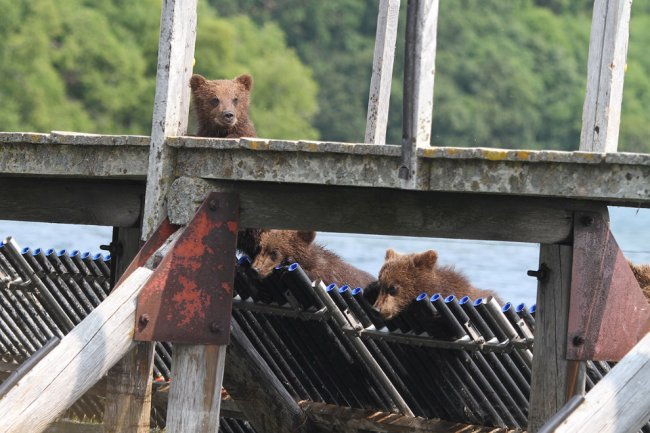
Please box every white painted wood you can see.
[364,0,400,145]
[165,344,226,433]
[142,0,198,240]
[0,267,153,433]
[555,332,650,433]
[580,0,632,153]
[400,0,439,188]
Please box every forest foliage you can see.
[1,0,649,152]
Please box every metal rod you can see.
[3,238,74,332]
[0,336,60,399]
[313,281,414,416]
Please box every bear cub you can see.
[190,73,258,257]
[629,261,650,301]
[251,230,375,289]
[190,73,256,138]
[372,249,499,319]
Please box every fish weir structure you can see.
[2,235,649,432]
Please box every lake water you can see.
[2,206,649,307]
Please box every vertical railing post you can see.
[580,0,632,153]
[364,0,400,146]
[400,0,438,188]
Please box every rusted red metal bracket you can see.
[129,192,239,345]
[567,210,650,361]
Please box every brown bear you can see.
[629,261,650,300]
[251,230,375,288]
[189,73,258,257]
[372,248,499,319]
[190,74,256,138]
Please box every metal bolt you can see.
[580,215,594,227]
[573,335,585,346]
[209,199,218,211]
[210,322,221,333]
[139,314,150,326]
[527,264,549,281]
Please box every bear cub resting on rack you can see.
[190,73,259,258]
[371,249,499,319]
[251,230,375,289]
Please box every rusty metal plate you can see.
[134,192,239,345]
[567,210,650,361]
[114,218,180,288]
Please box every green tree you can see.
[0,0,319,140]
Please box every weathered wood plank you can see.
[302,401,518,433]
[528,244,579,432]
[142,0,197,240]
[168,177,604,244]
[401,0,439,187]
[0,267,153,433]
[364,0,400,146]
[555,332,650,433]
[580,0,633,152]
[0,177,143,227]
[165,345,225,433]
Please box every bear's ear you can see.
[190,74,207,91]
[412,250,438,268]
[235,74,253,91]
[296,231,316,244]
[385,249,398,260]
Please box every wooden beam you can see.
[142,0,197,239]
[165,345,225,433]
[528,244,578,432]
[580,0,632,152]
[555,332,650,433]
[364,0,400,145]
[301,401,518,433]
[0,267,153,433]
[168,177,604,244]
[0,177,143,227]
[401,0,439,187]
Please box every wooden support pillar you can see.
[400,0,438,188]
[364,0,400,145]
[528,244,576,432]
[580,0,632,153]
[104,227,155,433]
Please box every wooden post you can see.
[103,227,155,433]
[165,345,225,432]
[0,268,153,433]
[555,332,650,433]
[528,245,576,432]
[142,0,197,240]
[364,0,400,145]
[400,0,438,188]
[580,0,632,153]
[107,0,198,431]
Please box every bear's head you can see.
[372,249,439,319]
[251,230,315,278]
[190,74,253,135]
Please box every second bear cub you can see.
[251,230,375,289]
[373,249,498,319]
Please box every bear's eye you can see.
[233,97,239,106]
[209,97,220,107]
[387,286,398,296]
[269,250,278,261]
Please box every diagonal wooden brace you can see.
[133,192,239,345]
[567,209,650,361]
